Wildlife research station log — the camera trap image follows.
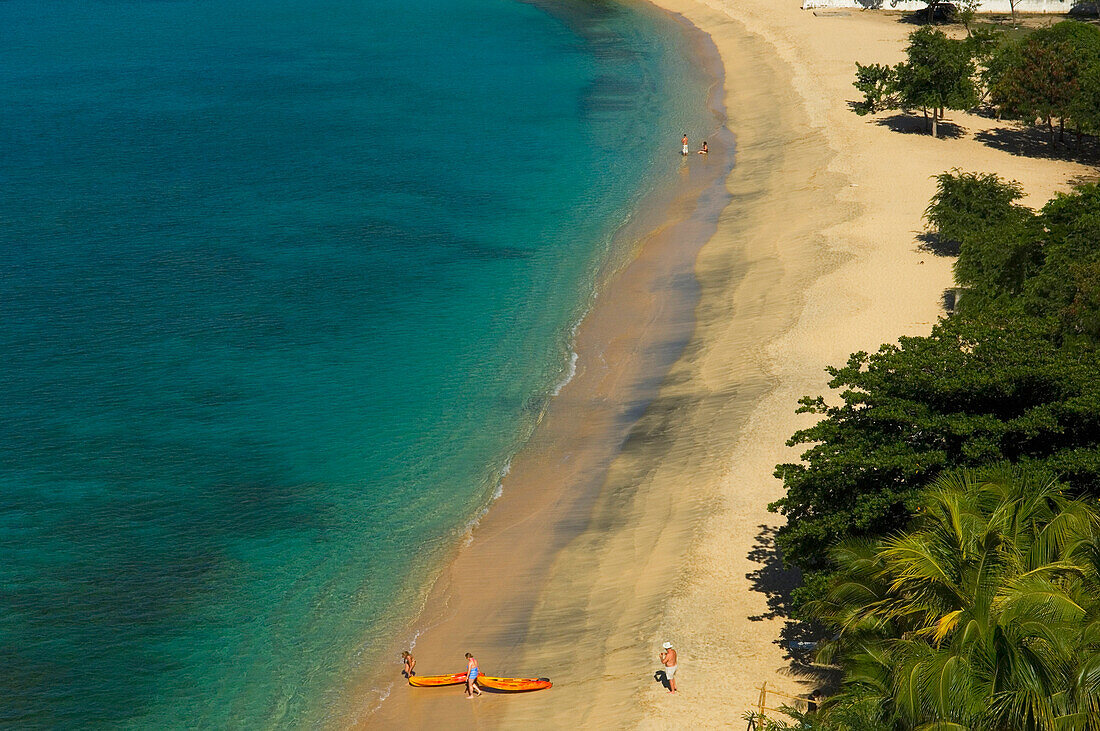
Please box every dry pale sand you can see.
[612,1,1094,728]
[353,1,1093,728]
[493,1,1093,728]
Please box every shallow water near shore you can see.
[1,0,712,726]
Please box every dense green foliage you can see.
[1071,62,1100,135]
[990,22,1100,142]
[927,174,1100,334]
[895,27,978,138]
[806,471,1100,730]
[852,62,898,116]
[769,165,1100,727]
[773,315,1100,608]
[850,27,977,136]
[926,170,1037,300]
[786,18,1100,731]
[853,21,1100,144]
[773,178,1100,612]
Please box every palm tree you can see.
[808,469,1100,730]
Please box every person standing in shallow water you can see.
[681,133,689,156]
[660,641,678,693]
[464,652,482,698]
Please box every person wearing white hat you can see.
[659,641,678,693]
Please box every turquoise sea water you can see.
[1,0,713,726]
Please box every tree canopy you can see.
[895,27,978,138]
[808,470,1100,730]
[925,170,1038,300]
[987,21,1100,142]
[794,19,1100,731]
[925,174,1100,334]
[772,316,1100,608]
[773,179,1100,611]
[853,21,1100,146]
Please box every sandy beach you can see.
[352,1,1093,727]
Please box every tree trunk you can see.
[1047,118,1054,144]
[932,112,939,139]
[1058,117,1065,145]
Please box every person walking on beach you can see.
[401,651,416,678]
[464,652,482,698]
[660,641,678,693]
[681,134,689,156]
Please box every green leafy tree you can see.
[1044,20,1100,72]
[1066,261,1100,341]
[1023,184,1100,324]
[981,30,1022,115]
[925,177,1100,336]
[990,22,1100,143]
[1071,61,1100,136]
[808,470,1100,730]
[852,62,898,116]
[772,178,1100,726]
[771,316,1100,609]
[925,170,1040,301]
[895,27,978,137]
[994,36,1075,142]
[1037,21,1100,143]
[956,0,982,36]
[965,26,1004,103]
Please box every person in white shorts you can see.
[660,641,678,693]
[681,134,689,156]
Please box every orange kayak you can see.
[477,676,552,692]
[408,672,467,687]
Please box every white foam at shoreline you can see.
[462,320,584,545]
[552,305,589,397]
[461,457,513,546]
[553,350,580,396]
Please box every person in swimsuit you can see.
[401,651,416,678]
[698,141,708,155]
[464,652,482,697]
[660,642,678,693]
[681,134,689,156]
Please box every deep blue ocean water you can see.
[1,0,713,726]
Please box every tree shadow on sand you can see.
[897,8,956,25]
[974,126,1100,166]
[746,525,797,623]
[745,525,837,692]
[917,231,959,258]
[875,113,965,139]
